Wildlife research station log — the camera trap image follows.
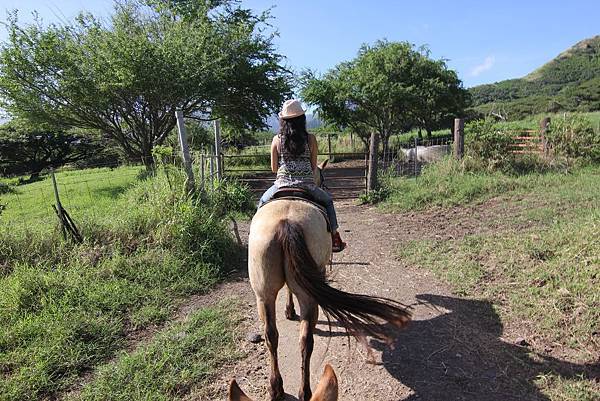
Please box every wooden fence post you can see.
[367,131,379,192]
[175,110,195,194]
[51,169,66,239]
[214,119,222,181]
[413,137,419,177]
[200,154,205,191]
[327,133,333,162]
[540,117,551,155]
[209,148,215,189]
[453,118,465,159]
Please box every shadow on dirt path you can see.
[371,294,598,401]
[197,191,599,400]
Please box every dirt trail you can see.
[196,199,587,401]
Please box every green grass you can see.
[0,166,144,230]
[389,162,599,400]
[382,157,600,212]
[0,170,249,401]
[71,302,241,401]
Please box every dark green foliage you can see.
[301,40,469,155]
[0,121,105,177]
[0,182,15,194]
[205,179,255,216]
[0,0,291,169]
[470,36,600,119]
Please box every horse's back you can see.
[248,200,331,300]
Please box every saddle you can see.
[263,187,331,232]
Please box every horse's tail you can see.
[275,219,411,343]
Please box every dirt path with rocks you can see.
[193,197,591,401]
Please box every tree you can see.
[301,41,467,155]
[0,0,291,170]
[0,120,102,178]
[411,54,470,138]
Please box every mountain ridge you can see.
[469,35,600,119]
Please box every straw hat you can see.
[279,99,305,119]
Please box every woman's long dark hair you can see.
[279,114,308,156]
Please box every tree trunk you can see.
[381,133,390,166]
[426,128,432,139]
[141,145,155,172]
[367,132,379,192]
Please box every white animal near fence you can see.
[400,144,451,163]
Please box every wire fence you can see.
[380,135,454,177]
[0,164,146,230]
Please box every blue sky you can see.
[0,0,599,88]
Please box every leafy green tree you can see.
[0,120,103,178]
[0,0,291,170]
[411,53,470,138]
[301,41,467,155]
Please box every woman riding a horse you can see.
[258,99,346,252]
[247,100,412,401]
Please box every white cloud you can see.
[470,56,495,77]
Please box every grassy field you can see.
[70,302,240,401]
[0,166,144,230]
[0,168,250,401]
[384,161,599,400]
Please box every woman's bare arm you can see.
[309,134,318,171]
[270,135,279,173]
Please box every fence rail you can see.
[218,151,368,199]
[507,129,546,154]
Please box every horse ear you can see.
[310,364,338,401]
[228,380,253,401]
[318,159,328,170]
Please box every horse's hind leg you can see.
[257,298,284,401]
[285,287,298,320]
[298,302,318,401]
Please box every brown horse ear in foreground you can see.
[228,364,339,401]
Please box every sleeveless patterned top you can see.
[275,134,315,188]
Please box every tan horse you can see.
[247,162,412,401]
[229,364,338,401]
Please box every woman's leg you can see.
[306,186,339,232]
[258,184,279,208]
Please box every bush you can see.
[464,118,517,170]
[548,114,600,162]
[0,182,15,194]
[0,171,248,400]
[205,179,255,216]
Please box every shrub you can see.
[464,118,516,170]
[547,114,600,162]
[0,170,249,400]
[205,179,255,216]
[0,182,15,194]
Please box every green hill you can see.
[469,36,600,119]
